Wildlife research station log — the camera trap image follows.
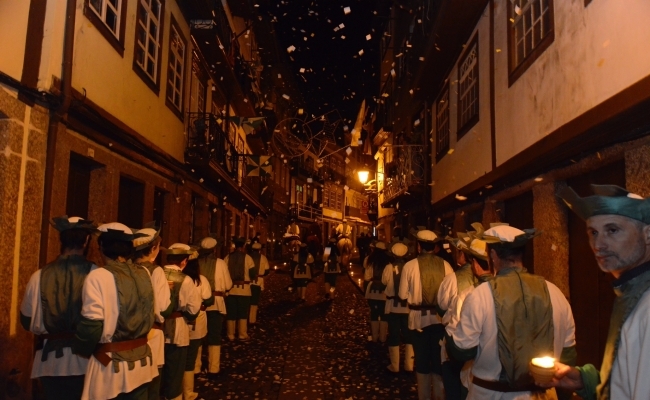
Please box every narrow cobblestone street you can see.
[196,263,417,400]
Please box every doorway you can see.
[503,190,534,273]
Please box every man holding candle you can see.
[542,185,650,399]
[446,224,577,399]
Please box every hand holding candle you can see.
[530,357,556,384]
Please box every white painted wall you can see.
[493,0,650,165]
[39,0,191,161]
[0,0,31,80]
[430,0,650,204]
[431,4,493,204]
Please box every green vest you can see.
[227,252,246,281]
[418,253,446,307]
[488,268,554,390]
[198,254,217,291]
[392,259,407,307]
[455,263,478,296]
[138,260,159,276]
[39,254,93,361]
[103,260,154,371]
[598,263,650,399]
[163,267,186,343]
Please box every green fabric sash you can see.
[103,260,154,372]
[418,253,446,308]
[39,255,93,361]
[598,262,650,399]
[163,267,186,344]
[455,263,478,296]
[199,254,217,291]
[488,267,554,390]
[227,252,246,281]
[392,259,406,307]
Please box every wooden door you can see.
[567,160,625,366]
[503,190,535,273]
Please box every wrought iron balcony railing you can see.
[290,202,323,222]
[381,145,426,205]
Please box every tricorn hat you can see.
[133,222,161,251]
[482,224,540,249]
[391,242,409,257]
[97,222,146,242]
[558,184,650,224]
[375,241,387,250]
[50,216,97,233]
[166,243,199,260]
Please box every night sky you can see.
[257,0,390,124]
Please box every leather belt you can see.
[93,337,148,366]
[151,322,163,330]
[213,291,225,297]
[200,305,206,311]
[472,377,545,393]
[232,281,251,285]
[407,303,437,310]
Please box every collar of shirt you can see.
[612,260,650,289]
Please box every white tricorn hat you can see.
[416,229,439,243]
[133,228,160,251]
[375,241,387,250]
[97,222,145,242]
[252,242,262,250]
[167,243,199,260]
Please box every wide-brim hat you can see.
[97,222,146,242]
[391,242,408,257]
[50,216,97,233]
[482,224,540,249]
[133,227,161,251]
[198,236,219,255]
[445,232,471,250]
[166,243,199,260]
[252,242,262,250]
[461,237,490,261]
[375,241,387,250]
[415,229,440,243]
[232,237,247,247]
[558,184,650,224]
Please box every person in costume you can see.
[398,230,454,399]
[323,237,341,300]
[197,237,232,378]
[132,226,172,400]
[365,242,389,343]
[540,185,650,399]
[286,219,300,236]
[249,242,270,322]
[182,252,214,400]
[362,241,376,293]
[74,223,158,400]
[440,229,492,400]
[20,216,97,400]
[446,224,577,399]
[284,219,301,258]
[223,237,257,341]
[383,242,414,373]
[437,230,479,400]
[162,244,202,400]
[292,243,315,301]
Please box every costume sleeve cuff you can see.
[445,332,477,362]
[203,296,215,308]
[160,301,175,319]
[560,345,577,367]
[20,313,31,331]
[575,364,599,400]
[74,316,104,357]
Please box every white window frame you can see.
[512,0,552,68]
[167,24,185,111]
[89,0,122,37]
[458,37,479,136]
[135,0,162,81]
[435,86,450,159]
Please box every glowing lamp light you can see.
[358,170,370,184]
[531,357,555,369]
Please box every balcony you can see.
[290,203,323,222]
[185,112,266,214]
[380,145,426,207]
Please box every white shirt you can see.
[163,265,202,347]
[21,267,98,378]
[445,284,477,389]
[609,288,650,399]
[450,280,576,399]
[382,263,409,314]
[398,256,453,329]
[223,254,256,296]
[80,267,159,400]
[189,275,212,340]
[250,253,270,290]
[140,264,171,368]
[336,223,352,236]
[286,224,300,235]
[363,256,373,281]
[204,258,232,314]
[437,271,461,326]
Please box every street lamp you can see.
[358,169,370,184]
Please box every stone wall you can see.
[0,86,48,397]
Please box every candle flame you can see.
[531,357,555,368]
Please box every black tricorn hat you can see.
[50,216,97,233]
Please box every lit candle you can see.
[531,357,555,369]
[351,272,354,276]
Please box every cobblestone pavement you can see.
[196,261,418,400]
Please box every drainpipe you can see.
[39,0,77,266]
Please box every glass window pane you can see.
[136,48,145,65]
[106,10,117,33]
[148,40,156,56]
[152,1,160,17]
[137,26,146,44]
[90,0,102,13]
[109,0,119,8]
[149,21,157,38]
[147,59,154,76]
